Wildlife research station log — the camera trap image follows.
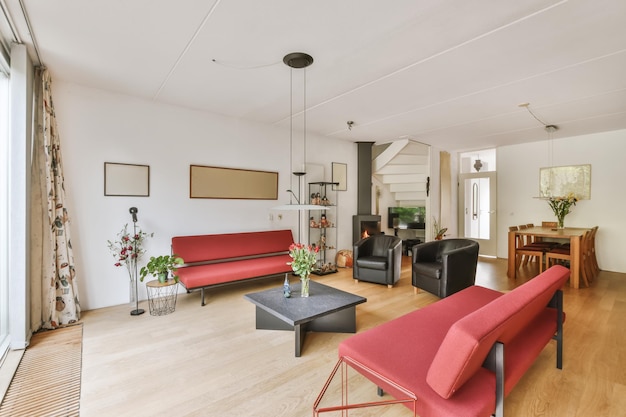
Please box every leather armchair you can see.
[353,234,402,288]
[412,239,479,298]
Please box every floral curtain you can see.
[30,68,81,330]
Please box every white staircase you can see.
[373,139,429,206]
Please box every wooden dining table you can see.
[508,226,591,289]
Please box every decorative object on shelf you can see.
[309,181,339,275]
[140,254,184,284]
[547,193,578,229]
[433,217,447,240]
[107,211,153,316]
[288,243,319,297]
[320,214,329,228]
[283,274,292,298]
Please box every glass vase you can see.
[300,274,310,298]
[557,215,565,229]
[129,269,138,307]
[129,279,137,306]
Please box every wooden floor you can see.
[79,257,626,417]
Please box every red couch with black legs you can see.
[314,265,570,417]
[171,229,294,306]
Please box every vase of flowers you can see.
[108,224,153,304]
[547,193,578,229]
[288,243,319,297]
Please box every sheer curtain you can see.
[30,68,80,330]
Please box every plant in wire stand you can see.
[288,243,319,298]
[547,193,578,229]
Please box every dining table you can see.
[508,226,591,289]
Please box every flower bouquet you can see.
[287,243,319,297]
[547,193,578,229]
[108,224,153,302]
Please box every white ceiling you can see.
[5,0,626,151]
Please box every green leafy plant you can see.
[139,254,184,282]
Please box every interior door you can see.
[458,172,496,256]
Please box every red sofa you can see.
[171,229,294,306]
[314,265,570,417]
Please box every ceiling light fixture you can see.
[520,103,560,199]
[518,102,559,133]
[272,52,326,212]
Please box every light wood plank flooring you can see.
[79,257,626,416]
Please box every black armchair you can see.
[353,234,402,288]
[412,239,479,298]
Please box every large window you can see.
[0,71,9,361]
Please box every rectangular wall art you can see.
[332,162,347,191]
[104,162,150,197]
[190,165,278,199]
[540,164,591,199]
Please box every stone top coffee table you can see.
[244,280,367,357]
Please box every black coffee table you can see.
[244,280,367,357]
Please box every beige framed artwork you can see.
[332,162,347,191]
[104,162,150,197]
[190,165,279,199]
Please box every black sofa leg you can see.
[377,387,384,397]
[201,288,206,306]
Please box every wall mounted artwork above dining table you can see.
[540,164,591,200]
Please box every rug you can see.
[0,324,83,417]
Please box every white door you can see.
[458,172,497,256]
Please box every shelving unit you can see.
[308,182,338,275]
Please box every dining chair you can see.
[589,226,600,276]
[583,226,600,283]
[520,223,558,263]
[546,230,590,287]
[509,225,544,275]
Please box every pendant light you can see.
[520,102,559,199]
[272,52,327,211]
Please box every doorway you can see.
[458,150,497,256]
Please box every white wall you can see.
[53,81,357,310]
[497,129,626,273]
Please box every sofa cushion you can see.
[426,265,570,399]
[176,254,292,289]
[412,261,442,279]
[355,256,388,271]
[172,229,293,263]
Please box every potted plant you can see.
[433,217,447,240]
[139,254,184,284]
